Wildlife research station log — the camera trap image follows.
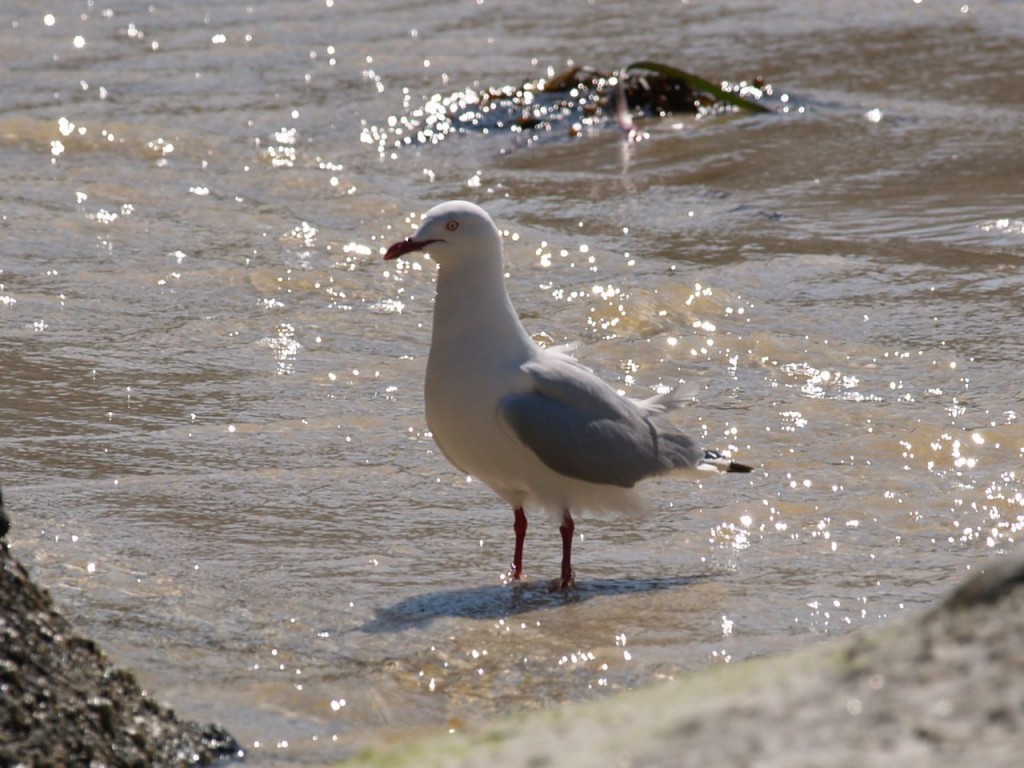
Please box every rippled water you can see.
[2,0,1022,763]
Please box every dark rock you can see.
[0,529,242,767]
[365,62,773,152]
[940,555,1024,610]
[0,487,10,539]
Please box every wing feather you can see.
[498,355,703,487]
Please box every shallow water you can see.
[2,0,1022,763]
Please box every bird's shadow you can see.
[360,574,706,634]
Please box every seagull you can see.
[384,201,752,589]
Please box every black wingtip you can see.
[702,450,754,474]
[727,461,754,473]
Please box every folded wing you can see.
[498,355,704,488]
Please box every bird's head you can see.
[383,200,501,266]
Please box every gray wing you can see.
[498,354,704,488]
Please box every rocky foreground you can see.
[344,549,1024,768]
[4,480,1022,767]
[0,492,242,767]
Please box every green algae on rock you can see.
[362,61,774,152]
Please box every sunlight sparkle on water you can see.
[980,218,1024,235]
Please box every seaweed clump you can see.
[362,60,773,152]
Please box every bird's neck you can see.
[430,258,534,364]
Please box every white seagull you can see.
[384,201,752,589]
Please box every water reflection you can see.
[362,575,705,632]
[257,323,301,375]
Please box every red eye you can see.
[445,220,459,232]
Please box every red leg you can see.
[556,510,576,590]
[512,506,527,580]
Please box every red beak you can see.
[383,238,441,261]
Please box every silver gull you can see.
[384,200,753,589]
